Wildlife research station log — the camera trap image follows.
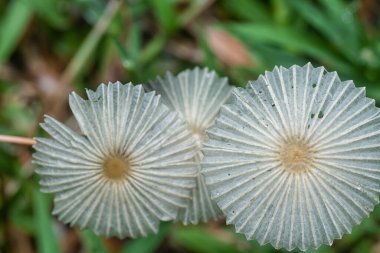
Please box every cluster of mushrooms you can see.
[33,63,380,251]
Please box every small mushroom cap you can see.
[33,82,198,238]
[148,67,233,224]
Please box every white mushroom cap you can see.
[201,63,380,251]
[33,82,198,238]
[148,68,232,224]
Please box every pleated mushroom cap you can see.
[201,63,380,251]
[148,68,232,224]
[33,82,198,238]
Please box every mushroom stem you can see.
[0,135,36,145]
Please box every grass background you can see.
[1,0,380,252]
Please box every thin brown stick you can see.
[0,135,36,145]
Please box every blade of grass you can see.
[138,0,212,69]
[0,0,33,64]
[289,0,341,45]
[122,222,171,253]
[149,0,177,35]
[172,226,243,253]
[223,23,355,75]
[242,43,305,71]
[80,230,109,253]
[28,0,67,28]
[114,16,142,72]
[199,28,220,72]
[113,37,134,69]
[320,0,361,54]
[61,0,121,84]
[139,34,166,66]
[179,0,215,26]
[271,0,290,25]
[112,17,142,79]
[126,21,141,64]
[221,0,271,23]
[33,188,61,253]
[288,0,360,61]
[320,0,360,35]
[48,0,121,118]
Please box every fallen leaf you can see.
[205,27,254,67]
